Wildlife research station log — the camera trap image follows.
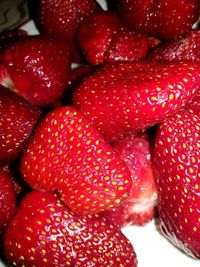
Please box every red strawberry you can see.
[102,134,157,227]
[73,61,200,143]
[38,0,102,62]
[77,11,149,65]
[0,29,27,52]
[117,0,200,40]
[1,35,71,106]
[0,85,41,162]
[4,190,138,267]
[0,169,16,232]
[148,29,200,62]
[154,107,200,258]
[20,106,132,214]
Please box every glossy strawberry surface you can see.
[117,0,200,40]
[74,61,200,143]
[4,191,137,267]
[0,169,16,232]
[1,35,70,106]
[154,107,200,258]
[0,85,41,162]
[21,106,132,214]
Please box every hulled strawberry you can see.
[154,107,200,258]
[73,61,200,143]
[20,106,132,214]
[0,85,41,162]
[4,191,138,267]
[148,29,200,62]
[1,35,71,106]
[0,169,16,232]
[116,0,200,40]
[38,0,101,62]
[77,11,149,65]
[102,134,157,227]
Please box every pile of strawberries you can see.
[0,0,200,266]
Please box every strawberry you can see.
[77,11,149,65]
[102,134,157,227]
[0,168,16,232]
[1,35,71,106]
[116,0,200,40]
[148,29,200,62]
[38,0,102,62]
[0,85,41,162]
[20,106,132,214]
[73,61,200,143]
[154,107,200,258]
[0,29,27,52]
[4,190,138,267]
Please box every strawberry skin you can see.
[73,61,200,143]
[102,134,157,227]
[154,107,200,258]
[38,0,101,62]
[1,35,71,106]
[0,85,41,162]
[77,11,149,65]
[20,106,132,214]
[117,0,200,40]
[4,191,138,267]
[148,29,200,62]
[0,29,27,52]
[0,168,16,232]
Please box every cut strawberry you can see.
[117,0,200,40]
[0,169,16,232]
[102,134,157,227]
[77,11,149,65]
[154,107,200,258]
[38,0,102,62]
[73,61,200,143]
[0,85,41,162]
[1,35,71,106]
[4,191,138,267]
[20,106,132,214]
[148,29,200,62]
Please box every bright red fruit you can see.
[0,169,16,232]
[0,85,41,162]
[102,134,157,227]
[73,61,200,143]
[1,35,71,106]
[148,29,200,62]
[117,0,200,40]
[77,11,149,65]
[4,191,138,267]
[38,0,101,62]
[154,107,200,258]
[20,106,132,214]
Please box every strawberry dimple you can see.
[74,61,200,143]
[21,106,132,214]
[154,107,200,258]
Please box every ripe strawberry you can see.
[117,0,200,40]
[0,29,27,52]
[77,11,149,65]
[148,29,200,62]
[0,85,41,162]
[1,35,71,106]
[0,169,16,232]
[4,190,138,267]
[102,134,157,227]
[38,0,102,62]
[20,106,132,214]
[154,107,200,258]
[73,61,200,143]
